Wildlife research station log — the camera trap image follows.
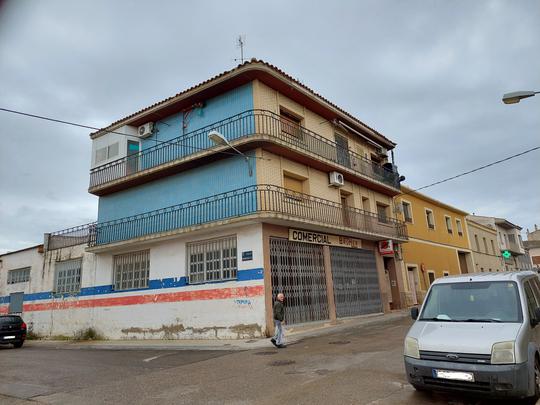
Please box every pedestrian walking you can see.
[271,293,286,348]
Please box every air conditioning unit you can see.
[329,171,345,187]
[137,122,154,138]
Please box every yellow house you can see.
[394,186,474,305]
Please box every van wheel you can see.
[530,357,540,403]
[13,341,24,349]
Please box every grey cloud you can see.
[1,0,539,252]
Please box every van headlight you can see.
[491,341,515,364]
[404,337,420,359]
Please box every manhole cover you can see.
[328,340,350,345]
[254,351,277,356]
[269,360,296,366]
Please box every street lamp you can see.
[208,130,253,176]
[502,90,539,104]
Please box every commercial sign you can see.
[289,229,362,249]
[378,240,394,256]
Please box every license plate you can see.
[433,369,474,382]
[3,335,16,340]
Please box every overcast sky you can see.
[0,0,539,253]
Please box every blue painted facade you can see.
[97,82,256,230]
[142,82,254,148]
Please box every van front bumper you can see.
[404,356,530,398]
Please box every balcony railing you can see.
[89,110,400,191]
[47,185,407,250]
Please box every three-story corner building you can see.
[3,60,407,339]
[465,218,505,273]
[393,186,473,305]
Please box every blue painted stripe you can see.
[0,268,264,304]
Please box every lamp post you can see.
[502,90,539,104]
[208,130,253,176]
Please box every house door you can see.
[335,134,351,168]
[270,238,329,325]
[407,267,418,305]
[458,252,469,274]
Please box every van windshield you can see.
[420,281,522,323]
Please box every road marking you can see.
[143,355,163,362]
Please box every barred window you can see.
[187,236,237,284]
[7,267,31,284]
[113,250,150,291]
[55,259,82,294]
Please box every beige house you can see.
[466,218,504,272]
[525,225,540,270]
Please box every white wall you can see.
[1,224,267,339]
[90,125,139,169]
[0,246,44,297]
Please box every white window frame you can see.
[425,208,435,230]
[54,259,82,294]
[455,219,463,236]
[444,215,453,234]
[187,236,237,284]
[401,200,413,223]
[113,250,150,291]
[7,267,31,284]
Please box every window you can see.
[427,271,436,285]
[280,109,302,139]
[377,203,389,223]
[443,271,449,277]
[402,201,413,223]
[425,209,435,229]
[113,250,150,291]
[187,236,237,283]
[283,173,305,201]
[95,142,120,164]
[480,267,484,272]
[55,259,82,294]
[7,267,31,284]
[483,237,489,254]
[456,219,463,236]
[445,216,453,234]
[474,235,480,251]
[508,234,516,244]
[491,240,496,255]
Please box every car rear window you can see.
[0,316,22,324]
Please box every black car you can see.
[0,315,26,348]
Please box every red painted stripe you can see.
[15,285,264,313]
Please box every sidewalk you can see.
[26,310,410,352]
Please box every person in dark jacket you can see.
[271,293,285,348]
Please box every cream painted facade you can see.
[466,218,505,273]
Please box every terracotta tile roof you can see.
[91,59,395,146]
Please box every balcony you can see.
[89,110,401,195]
[48,185,408,250]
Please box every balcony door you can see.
[126,140,140,175]
[335,134,351,168]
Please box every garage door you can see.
[330,247,382,317]
[270,238,329,325]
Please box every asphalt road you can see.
[0,317,535,405]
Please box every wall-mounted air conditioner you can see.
[377,147,388,157]
[137,122,155,138]
[329,171,345,187]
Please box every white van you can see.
[404,271,540,400]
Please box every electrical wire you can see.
[0,107,266,160]
[404,146,540,195]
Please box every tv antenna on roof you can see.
[234,35,246,63]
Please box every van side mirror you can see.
[411,307,419,320]
[532,308,540,327]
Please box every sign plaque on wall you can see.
[288,229,362,249]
